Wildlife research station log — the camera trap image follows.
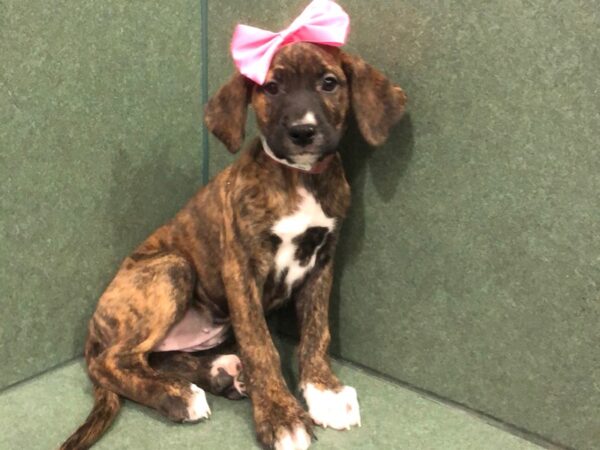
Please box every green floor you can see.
[0,357,540,450]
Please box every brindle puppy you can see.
[61,43,406,450]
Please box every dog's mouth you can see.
[288,151,320,167]
[287,133,339,158]
[261,134,334,172]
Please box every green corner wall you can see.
[205,1,600,449]
[0,0,203,389]
[1,1,598,448]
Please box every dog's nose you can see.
[288,124,316,146]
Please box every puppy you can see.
[61,42,406,450]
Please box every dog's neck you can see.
[259,135,334,174]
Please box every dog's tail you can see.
[60,385,121,450]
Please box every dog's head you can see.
[205,43,407,166]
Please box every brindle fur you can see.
[61,43,406,450]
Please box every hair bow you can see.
[230,0,350,85]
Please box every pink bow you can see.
[230,0,350,85]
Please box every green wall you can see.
[206,1,600,449]
[0,0,203,389]
[2,1,597,448]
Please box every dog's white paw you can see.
[185,384,211,421]
[303,383,361,430]
[211,354,246,396]
[210,354,242,377]
[274,425,311,450]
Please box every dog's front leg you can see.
[295,255,361,431]
[222,240,313,450]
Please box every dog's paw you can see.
[274,425,311,450]
[185,384,211,421]
[255,394,313,449]
[210,354,246,399]
[303,383,361,430]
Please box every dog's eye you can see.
[320,75,339,92]
[263,81,280,96]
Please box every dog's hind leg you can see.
[149,349,247,400]
[87,253,211,422]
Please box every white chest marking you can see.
[272,188,335,291]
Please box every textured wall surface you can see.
[0,0,203,389]
[206,1,600,448]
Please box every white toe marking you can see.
[274,425,311,450]
[210,354,241,378]
[210,354,246,396]
[186,384,211,421]
[303,383,361,430]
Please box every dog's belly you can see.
[155,189,333,350]
[271,188,335,297]
[153,307,230,353]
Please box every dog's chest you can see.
[270,188,335,294]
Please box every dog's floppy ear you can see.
[342,53,407,146]
[204,72,251,153]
